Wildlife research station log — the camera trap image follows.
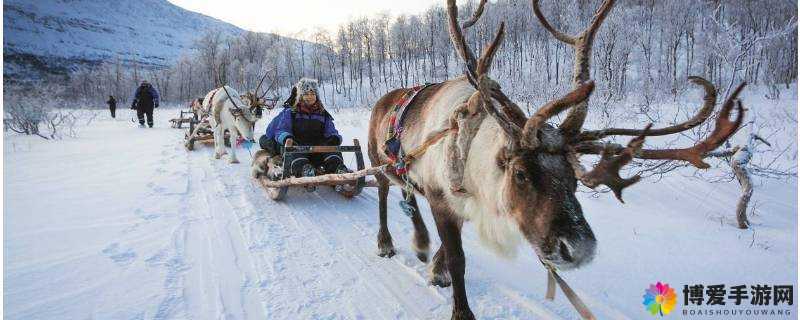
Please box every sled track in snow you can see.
[187,148,451,318]
[172,144,629,319]
[5,113,795,320]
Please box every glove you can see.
[155,103,159,108]
[325,135,341,146]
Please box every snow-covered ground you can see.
[4,90,798,319]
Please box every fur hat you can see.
[293,78,318,104]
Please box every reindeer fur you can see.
[203,86,258,164]
[369,78,529,258]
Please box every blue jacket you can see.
[265,106,341,146]
[131,83,160,109]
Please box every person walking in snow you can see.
[259,78,347,183]
[107,95,117,118]
[130,80,160,128]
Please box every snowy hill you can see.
[4,82,797,318]
[3,0,244,79]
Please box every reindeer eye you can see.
[514,170,527,183]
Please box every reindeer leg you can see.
[376,174,396,258]
[402,189,430,263]
[228,129,240,164]
[428,245,451,287]
[213,126,224,159]
[430,196,474,320]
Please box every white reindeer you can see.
[203,85,259,163]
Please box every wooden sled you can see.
[169,110,194,129]
[255,139,372,201]
[184,116,231,150]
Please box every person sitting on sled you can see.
[259,78,348,180]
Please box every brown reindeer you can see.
[367,0,746,319]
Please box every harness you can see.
[382,83,456,217]
[199,89,218,122]
[383,83,437,175]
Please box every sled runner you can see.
[185,115,211,150]
[169,110,194,128]
[183,97,230,151]
[253,139,368,201]
[184,117,233,150]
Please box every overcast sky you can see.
[168,0,440,36]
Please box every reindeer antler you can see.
[461,0,488,29]
[569,81,747,201]
[532,0,616,137]
[258,68,279,100]
[533,0,746,201]
[570,124,651,202]
[446,0,522,142]
[575,82,746,168]
[254,69,271,97]
[578,77,717,141]
[522,81,595,149]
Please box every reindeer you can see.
[204,70,277,163]
[366,0,746,319]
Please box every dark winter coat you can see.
[265,105,341,146]
[107,97,116,109]
[131,83,160,110]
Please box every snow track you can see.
[4,110,797,319]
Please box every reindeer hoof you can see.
[377,246,396,258]
[411,234,430,263]
[377,231,395,258]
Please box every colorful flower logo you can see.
[643,282,677,316]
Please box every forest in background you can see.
[3,0,797,229]
[6,0,798,111]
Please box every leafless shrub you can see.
[5,98,51,139]
[4,84,91,140]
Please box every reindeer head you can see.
[220,85,258,141]
[240,68,279,119]
[447,0,745,270]
[489,83,600,269]
[241,91,266,118]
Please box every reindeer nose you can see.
[551,234,596,270]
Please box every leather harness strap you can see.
[542,260,596,319]
[400,127,455,165]
[383,83,437,174]
[199,88,218,122]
